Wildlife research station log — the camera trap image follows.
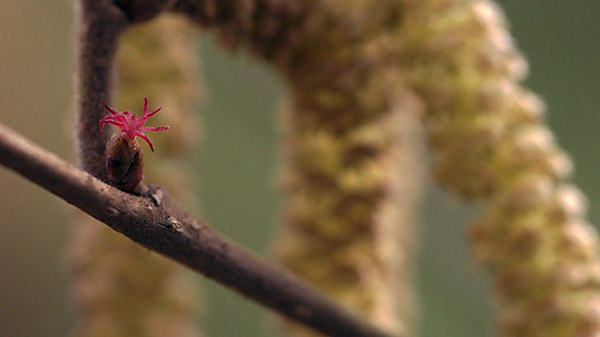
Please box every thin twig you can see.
[0,121,396,337]
[75,0,127,180]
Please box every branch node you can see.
[159,216,184,233]
[150,186,164,206]
[106,205,121,217]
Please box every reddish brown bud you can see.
[105,133,143,191]
[99,98,169,191]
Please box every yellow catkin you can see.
[273,2,423,336]
[401,1,600,335]
[68,14,203,337]
[267,0,600,335]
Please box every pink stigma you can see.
[99,97,170,151]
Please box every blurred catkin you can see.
[69,14,202,337]
[171,1,422,335]
[271,2,424,336]
[401,0,600,336]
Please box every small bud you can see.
[99,97,169,191]
[105,133,143,191]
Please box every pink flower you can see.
[99,97,169,151]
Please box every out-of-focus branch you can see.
[0,121,396,337]
[75,0,127,180]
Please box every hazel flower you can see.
[99,97,169,191]
[99,97,169,151]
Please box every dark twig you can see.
[75,0,128,180]
[0,121,396,337]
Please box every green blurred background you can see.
[0,1,597,336]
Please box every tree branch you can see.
[75,0,127,180]
[0,121,396,337]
